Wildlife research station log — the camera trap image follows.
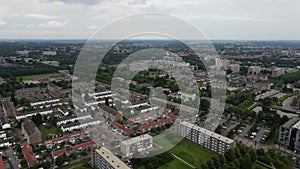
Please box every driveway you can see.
[6,148,20,169]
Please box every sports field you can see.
[18,73,63,80]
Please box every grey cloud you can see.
[39,0,102,5]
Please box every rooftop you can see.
[180,121,235,144]
[95,147,130,169]
[121,134,152,146]
[22,119,42,136]
[282,117,300,129]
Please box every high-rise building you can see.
[178,121,235,154]
[93,147,130,169]
[121,134,153,157]
[278,117,300,153]
[229,64,240,73]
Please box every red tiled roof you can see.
[113,122,133,135]
[163,112,177,119]
[45,131,87,145]
[0,156,4,169]
[52,140,95,158]
[139,118,172,130]
[128,112,157,123]
[22,145,37,167]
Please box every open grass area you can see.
[18,72,63,80]
[158,159,193,169]
[138,139,214,169]
[39,125,61,139]
[252,162,269,169]
[277,93,293,106]
[169,139,214,167]
[61,158,92,169]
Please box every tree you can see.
[218,154,227,163]
[200,99,210,110]
[241,153,252,169]
[200,163,209,169]
[250,149,257,161]
[211,156,221,168]
[207,159,216,169]
[225,149,236,162]
[32,114,43,126]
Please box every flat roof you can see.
[121,134,152,146]
[283,117,300,129]
[180,121,234,144]
[95,147,130,169]
[293,120,300,130]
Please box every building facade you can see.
[178,121,235,154]
[278,117,300,153]
[22,119,43,145]
[120,134,153,157]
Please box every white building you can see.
[93,147,130,169]
[178,121,235,154]
[279,117,300,153]
[61,119,102,132]
[121,134,153,157]
[229,64,240,73]
[248,66,261,75]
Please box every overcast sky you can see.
[0,0,299,40]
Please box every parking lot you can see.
[221,120,239,136]
[238,124,252,137]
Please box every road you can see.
[253,128,265,142]
[6,148,20,169]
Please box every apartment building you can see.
[178,121,235,154]
[278,117,300,153]
[120,134,153,157]
[93,147,130,169]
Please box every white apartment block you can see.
[61,119,102,132]
[121,134,153,157]
[229,64,240,73]
[278,117,300,153]
[93,147,130,169]
[178,121,235,154]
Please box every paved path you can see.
[172,154,195,169]
[6,148,20,169]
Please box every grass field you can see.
[158,159,193,169]
[39,125,61,139]
[169,139,214,167]
[138,139,214,169]
[61,158,92,169]
[18,73,63,80]
[252,162,268,169]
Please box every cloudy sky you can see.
[0,0,299,40]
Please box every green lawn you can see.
[18,73,63,80]
[252,162,269,169]
[277,93,293,106]
[169,139,214,167]
[138,139,214,169]
[39,125,61,139]
[158,159,193,169]
[61,158,92,169]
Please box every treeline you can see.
[200,143,292,169]
[131,151,174,169]
[0,63,58,78]
[280,70,300,84]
